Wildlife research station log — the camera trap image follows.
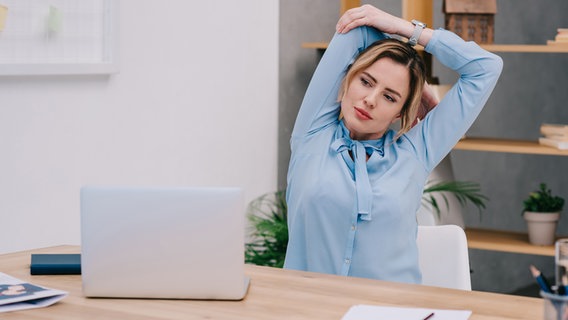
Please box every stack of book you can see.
[548,28,568,45]
[539,123,568,150]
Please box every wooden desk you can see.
[0,246,543,319]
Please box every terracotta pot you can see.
[523,211,560,246]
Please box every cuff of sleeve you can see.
[424,28,443,54]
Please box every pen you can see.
[422,312,435,320]
[530,264,553,293]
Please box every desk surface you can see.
[0,246,543,319]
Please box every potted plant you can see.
[523,183,565,246]
[245,181,487,267]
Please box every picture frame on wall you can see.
[0,0,118,76]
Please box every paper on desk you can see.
[0,272,67,313]
[342,304,472,320]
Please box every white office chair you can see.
[416,225,472,290]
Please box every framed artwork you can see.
[0,0,118,75]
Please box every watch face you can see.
[412,19,427,28]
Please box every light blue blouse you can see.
[284,26,503,284]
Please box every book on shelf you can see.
[538,123,568,150]
[547,28,568,45]
[540,123,568,137]
[539,137,568,150]
[547,40,568,46]
[541,135,568,142]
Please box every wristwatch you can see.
[408,19,427,47]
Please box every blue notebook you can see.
[30,254,81,275]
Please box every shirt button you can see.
[351,224,356,231]
[344,258,351,264]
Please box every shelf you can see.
[465,228,557,256]
[301,42,329,50]
[481,44,568,53]
[454,137,568,156]
[302,42,568,53]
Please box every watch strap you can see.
[408,19,426,47]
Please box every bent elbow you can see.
[487,53,504,80]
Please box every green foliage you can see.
[422,180,488,218]
[245,190,288,268]
[246,181,488,268]
[522,183,565,213]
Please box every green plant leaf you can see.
[244,190,288,268]
[422,180,488,219]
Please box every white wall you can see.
[0,0,279,254]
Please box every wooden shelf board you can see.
[301,42,329,50]
[481,44,568,53]
[454,137,568,156]
[302,42,568,53]
[465,228,558,256]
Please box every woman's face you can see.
[341,57,410,140]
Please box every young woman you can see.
[284,5,502,284]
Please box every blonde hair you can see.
[338,38,426,140]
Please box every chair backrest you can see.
[416,225,472,290]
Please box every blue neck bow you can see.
[330,121,384,221]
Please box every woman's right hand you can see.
[336,5,403,35]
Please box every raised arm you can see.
[413,30,503,170]
[291,26,386,140]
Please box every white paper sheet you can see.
[342,304,472,320]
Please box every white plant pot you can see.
[523,211,561,246]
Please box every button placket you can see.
[340,214,359,276]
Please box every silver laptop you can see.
[80,186,250,300]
